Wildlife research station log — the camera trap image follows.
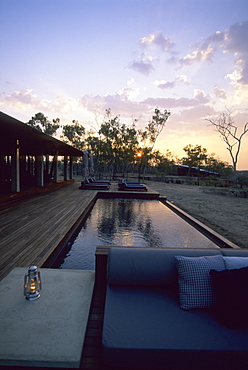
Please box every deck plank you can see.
[0,180,98,281]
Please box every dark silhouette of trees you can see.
[61,120,85,150]
[27,112,60,136]
[181,144,208,167]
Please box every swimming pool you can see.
[60,198,219,270]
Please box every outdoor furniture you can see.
[79,180,110,190]
[102,247,248,370]
[0,268,95,368]
[88,177,111,184]
[118,180,147,191]
[118,179,141,184]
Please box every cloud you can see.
[225,21,248,54]
[177,46,216,67]
[170,21,248,85]
[154,80,176,89]
[140,32,175,53]
[1,85,212,122]
[129,32,175,76]
[154,75,190,90]
[142,89,210,109]
[0,89,37,108]
[117,87,140,100]
[165,30,225,68]
[214,86,227,100]
[79,93,144,117]
[224,21,248,84]
[127,78,135,86]
[0,89,82,116]
[128,60,154,76]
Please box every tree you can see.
[97,109,139,178]
[61,120,85,150]
[138,108,171,151]
[206,109,248,178]
[205,154,233,177]
[137,108,171,177]
[181,144,208,168]
[27,112,60,136]
[152,150,175,175]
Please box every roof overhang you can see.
[0,112,84,157]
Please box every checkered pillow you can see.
[175,255,225,310]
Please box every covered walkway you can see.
[0,111,83,193]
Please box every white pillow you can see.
[223,256,248,270]
[175,255,225,310]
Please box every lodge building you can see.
[0,112,83,194]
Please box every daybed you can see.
[118,179,147,191]
[102,247,248,370]
[79,180,110,190]
[88,177,111,184]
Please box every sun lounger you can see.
[89,178,111,184]
[118,181,147,191]
[118,179,140,185]
[79,180,109,190]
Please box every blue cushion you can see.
[223,256,248,270]
[107,248,169,287]
[107,247,222,287]
[175,255,225,310]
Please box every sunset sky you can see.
[1,0,248,169]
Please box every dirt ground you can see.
[146,181,248,249]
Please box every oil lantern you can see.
[24,266,42,301]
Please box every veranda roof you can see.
[0,111,83,157]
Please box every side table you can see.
[0,268,95,368]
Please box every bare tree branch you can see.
[205,109,248,178]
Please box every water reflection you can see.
[96,200,162,247]
[60,199,218,270]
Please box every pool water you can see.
[60,198,218,270]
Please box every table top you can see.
[0,268,95,368]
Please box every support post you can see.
[53,153,58,183]
[36,154,44,187]
[45,154,50,183]
[0,155,4,191]
[64,155,68,181]
[69,156,73,179]
[11,139,20,193]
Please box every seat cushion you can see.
[102,284,248,369]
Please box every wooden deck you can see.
[0,180,99,281]
[0,180,159,281]
[0,179,160,369]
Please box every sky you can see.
[1,0,248,169]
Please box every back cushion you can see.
[107,247,221,287]
[223,256,248,270]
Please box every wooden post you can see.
[64,155,68,181]
[69,156,73,179]
[45,154,50,183]
[36,154,44,187]
[53,153,58,183]
[0,155,4,190]
[11,139,20,193]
